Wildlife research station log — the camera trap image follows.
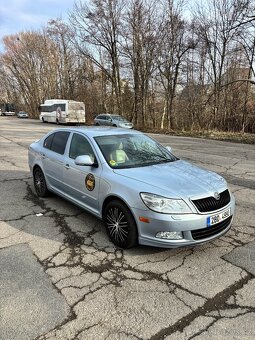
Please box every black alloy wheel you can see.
[33,167,49,197]
[103,200,138,248]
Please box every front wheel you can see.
[103,200,138,248]
[33,167,49,197]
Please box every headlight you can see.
[140,193,192,214]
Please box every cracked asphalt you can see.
[0,117,254,340]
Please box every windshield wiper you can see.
[157,158,172,163]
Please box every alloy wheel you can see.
[106,207,129,244]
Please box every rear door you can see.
[104,115,113,126]
[98,115,107,126]
[41,131,71,192]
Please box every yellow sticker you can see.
[109,160,117,166]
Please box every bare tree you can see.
[46,19,78,99]
[69,0,125,114]
[236,25,255,132]
[193,0,254,129]
[156,0,196,129]
[122,0,161,126]
[1,31,59,116]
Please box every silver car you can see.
[28,127,235,249]
[94,114,133,129]
[17,111,29,118]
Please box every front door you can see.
[63,132,102,215]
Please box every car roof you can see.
[96,113,121,116]
[49,126,141,138]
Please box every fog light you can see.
[155,231,183,240]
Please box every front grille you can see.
[192,189,230,212]
[191,216,232,240]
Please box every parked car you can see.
[1,111,15,116]
[17,111,28,118]
[94,114,133,129]
[28,127,235,249]
[17,111,29,118]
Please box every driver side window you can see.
[69,133,95,162]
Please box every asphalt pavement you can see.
[0,117,254,340]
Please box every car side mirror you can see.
[75,155,94,166]
[165,146,172,153]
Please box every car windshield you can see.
[111,115,127,122]
[94,134,177,169]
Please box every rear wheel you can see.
[56,118,59,124]
[33,167,49,197]
[103,200,138,248]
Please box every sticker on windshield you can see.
[85,173,95,191]
[109,160,117,166]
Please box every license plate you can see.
[207,208,231,227]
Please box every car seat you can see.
[109,149,128,164]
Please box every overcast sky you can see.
[0,0,75,49]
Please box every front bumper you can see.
[133,198,235,248]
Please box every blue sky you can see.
[0,0,75,48]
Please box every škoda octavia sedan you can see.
[28,127,235,248]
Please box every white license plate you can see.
[207,208,231,227]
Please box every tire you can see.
[103,200,138,248]
[95,123,99,126]
[42,117,45,123]
[33,167,49,197]
[56,118,59,124]
[113,124,117,127]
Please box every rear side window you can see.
[44,131,70,155]
[43,133,54,149]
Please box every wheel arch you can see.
[32,164,48,184]
[102,195,135,219]
[102,194,139,248]
[33,163,43,174]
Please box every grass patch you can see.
[141,128,255,144]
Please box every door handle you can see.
[64,164,70,169]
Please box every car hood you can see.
[113,160,226,198]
